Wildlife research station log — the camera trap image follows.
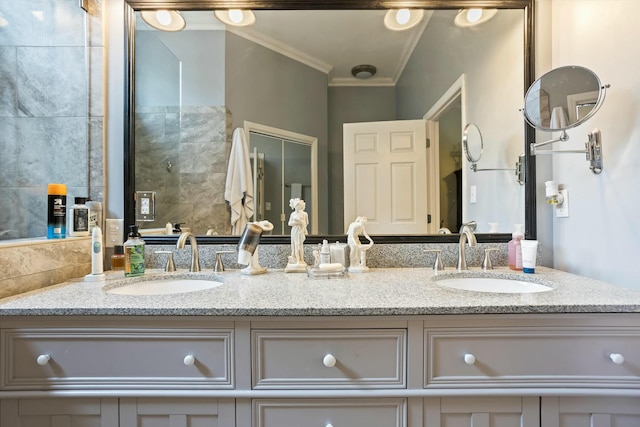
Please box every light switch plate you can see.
[105,219,124,247]
[470,185,477,204]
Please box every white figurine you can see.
[347,216,374,273]
[285,198,309,273]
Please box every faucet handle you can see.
[423,249,444,271]
[154,250,175,272]
[482,248,499,270]
[214,250,235,272]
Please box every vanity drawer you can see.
[425,327,640,388]
[1,328,234,390]
[252,329,406,389]
[253,398,406,427]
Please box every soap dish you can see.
[307,265,346,279]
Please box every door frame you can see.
[244,121,319,234]
[423,74,467,233]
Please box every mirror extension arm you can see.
[530,129,603,174]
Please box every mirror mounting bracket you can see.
[471,154,526,185]
[531,128,603,174]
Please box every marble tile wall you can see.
[135,106,232,235]
[0,0,104,240]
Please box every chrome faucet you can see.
[457,221,477,271]
[176,232,200,272]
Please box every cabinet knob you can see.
[183,354,196,366]
[609,353,625,365]
[323,354,337,368]
[37,354,51,366]
[464,353,476,365]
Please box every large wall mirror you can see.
[124,0,536,244]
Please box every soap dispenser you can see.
[508,224,524,271]
[124,225,145,277]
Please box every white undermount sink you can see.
[105,278,223,296]
[435,277,553,294]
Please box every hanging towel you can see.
[290,183,303,200]
[225,128,254,235]
[550,106,569,129]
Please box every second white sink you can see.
[105,279,223,296]
[435,277,553,294]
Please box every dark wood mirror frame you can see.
[123,0,536,245]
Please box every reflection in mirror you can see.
[125,1,535,240]
[526,65,608,174]
[523,65,605,132]
[463,123,483,164]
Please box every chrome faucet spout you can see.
[457,224,477,271]
[176,232,201,272]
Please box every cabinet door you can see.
[542,396,640,427]
[424,396,539,427]
[119,397,235,427]
[0,398,118,427]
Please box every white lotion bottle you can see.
[85,226,105,282]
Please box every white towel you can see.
[290,183,302,200]
[550,106,569,129]
[224,128,254,235]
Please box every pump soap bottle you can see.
[508,224,524,271]
[124,225,145,277]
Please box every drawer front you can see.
[1,328,234,390]
[252,329,406,389]
[425,328,640,388]
[254,399,406,427]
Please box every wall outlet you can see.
[105,219,125,247]
[556,189,569,218]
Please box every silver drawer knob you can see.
[464,353,476,365]
[183,355,196,366]
[36,354,51,366]
[609,353,625,365]
[323,354,337,368]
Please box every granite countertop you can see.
[0,266,639,316]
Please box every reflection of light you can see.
[213,9,256,27]
[32,10,44,21]
[229,9,243,24]
[396,9,411,25]
[155,10,172,26]
[384,9,424,31]
[0,12,8,27]
[466,9,483,23]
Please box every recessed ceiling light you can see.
[213,9,256,27]
[454,9,498,27]
[351,64,377,79]
[384,9,424,31]
[140,10,186,32]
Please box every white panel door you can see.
[343,120,429,234]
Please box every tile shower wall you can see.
[0,0,104,240]
[135,105,232,235]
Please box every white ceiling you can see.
[176,10,440,86]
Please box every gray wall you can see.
[0,0,104,240]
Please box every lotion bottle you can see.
[508,224,524,270]
[124,225,145,277]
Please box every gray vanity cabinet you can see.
[1,314,639,427]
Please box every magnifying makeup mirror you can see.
[524,65,609,174]
[462,123,525,185]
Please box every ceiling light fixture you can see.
[140,10,186,32]
[454,8,498,27]
[384,9,424,31]
[351,64,377,79]
[213,9,256,27]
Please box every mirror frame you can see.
[124,0,536,245]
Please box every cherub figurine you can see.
[347,216,374,272]
[285,198,308,272]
